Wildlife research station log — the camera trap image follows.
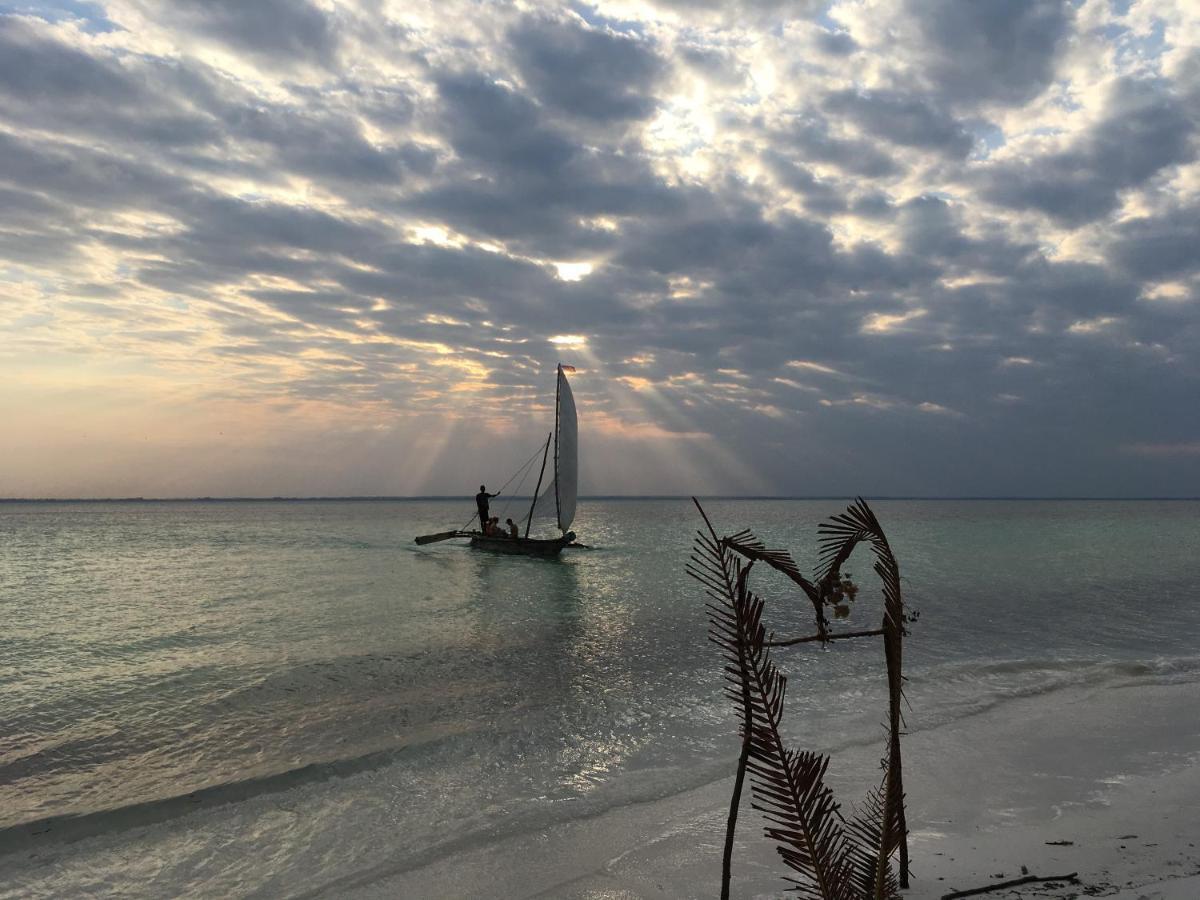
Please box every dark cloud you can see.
[0,18,222,148]
[782,117,899,178]
[1109,205,1200,280]
[980,77,1196,225]
[907,0,1073,107]
[129,194,388,295]
[851,191,897,219]
[678,45,747,87]
[761,151,848,214]
[825,88,974,157]
[509,15,665,123]
[0,129,191,213]
[153,0,338,68]
[814,29,857,57]
[412,68,686,254]
[898,195,1037,275]
[644,0,825,18]
[435,71,578,175]
[0,185,69,226]
[0,17,134,103]
[0,18,429,200]
[217,99,427,187]
[616,208,834,285]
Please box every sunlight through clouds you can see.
[0,0,1197,496]
[552,262,595,281]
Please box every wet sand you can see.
[348,679,1200,898]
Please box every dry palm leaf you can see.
[692,498,909,899]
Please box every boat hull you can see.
[468,531,576,557]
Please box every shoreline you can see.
[3,678,1196,897]
[5,497,1199,504]
[4,661,1197,897]
[343,680,1200,899]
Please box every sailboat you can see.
[414,364,580,557]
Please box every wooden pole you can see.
[524,432,552,538]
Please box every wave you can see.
[915,653,1200,684]
[7,647,1197,868]
[844,651,1200,747]
[907,652,1200,706]
[0,722,472,857]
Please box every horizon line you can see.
[2,495,1198,503]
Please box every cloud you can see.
[782,117,899,178]
[824,89,974,157]
[0,1,1198,497]
[1123,442,1200,457]
[129,0,339,69]
[905,0,1073,108]
[979,77,1196,225]
[1109,204,1200,280]
[508,14,665,123]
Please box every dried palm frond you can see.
[843,767,904,899]
[692,505,860,900]
[721,529,827,634]
[816,497,909,891]
[692,498,911,898]
[816,498,904,637]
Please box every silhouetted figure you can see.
[475,485,498,531]
[505,518,519,539]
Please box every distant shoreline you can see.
[2,495,1197,503]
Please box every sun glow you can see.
[862,309,927,334]
[1068,316,1120,334]
[553,262,594,281]
[786,360,844,376]
[1142,282,1191,302]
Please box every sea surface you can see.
[1,498,1198,897]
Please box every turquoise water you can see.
[1,499,1198,895]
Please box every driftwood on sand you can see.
[940,871,1081,899]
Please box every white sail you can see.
[528,366,578,532]
[529,476,557,522]
[554,366,578,530]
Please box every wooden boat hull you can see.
[468,531,576,557]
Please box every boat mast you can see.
[524,431,552,538]
[553,364,562,533]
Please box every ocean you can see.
[2,498,1198,897]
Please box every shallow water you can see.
[1,499,1198,895]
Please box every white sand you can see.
[347,679,1200,898]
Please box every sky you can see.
[0,0,1197,498]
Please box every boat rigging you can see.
[414,364,580,557]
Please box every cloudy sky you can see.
[1,0,1197,498]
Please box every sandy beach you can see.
[347,678,1200,899]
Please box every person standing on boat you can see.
[475,485,499,531]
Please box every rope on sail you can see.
[496,449,541,521]
[452,441,549,531]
